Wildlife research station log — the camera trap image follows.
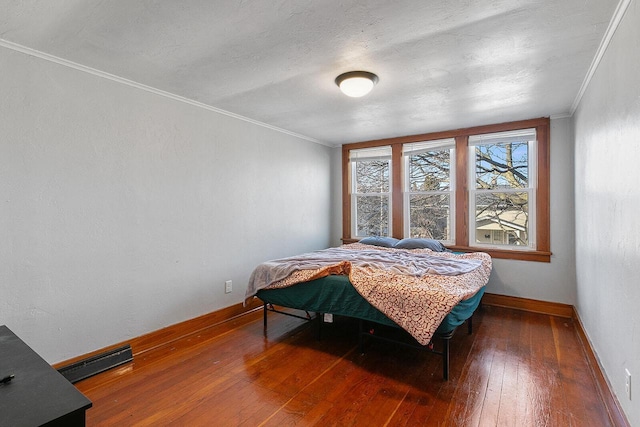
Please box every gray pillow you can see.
[394,238,447,252]
[359,236,400,248]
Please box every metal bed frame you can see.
[261,302,474,381]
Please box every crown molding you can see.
[550,112,572,120]
[0,38,329,147]
[570,0,633,115]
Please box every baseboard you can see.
[482,292,629,426]
[572,308,630,427]
[482,292,574,318]
[53,298,263,370]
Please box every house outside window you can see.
[469,128,537,250]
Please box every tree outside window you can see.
[404,139,455,242]
[350,146,392,237]
[470,129,536,249]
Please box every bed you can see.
[245,239,492,380]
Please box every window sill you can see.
[342,239,552,262]
[447,246,552,262]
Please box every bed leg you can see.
[443,337,450,381]
[467,315,473,335]
[263,303,268,335]
[358,320,365,354]
[317,313,322,340]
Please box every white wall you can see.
[573,1,640,424]
[0,45,333,364]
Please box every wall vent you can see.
[58,344,133,384]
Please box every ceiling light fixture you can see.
[335,71,379,97]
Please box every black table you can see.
[0,325,92,426]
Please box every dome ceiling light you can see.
[335,71,379,97]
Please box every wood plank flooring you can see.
[75,305,614,426]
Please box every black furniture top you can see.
[0,325,92,427]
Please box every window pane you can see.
[475,142,528,190]
[409,151,450,191]
[474,192,529,246]
[356,195,389,236]
[355,160,389,193]
[409,194,450,240]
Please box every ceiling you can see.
[0,1,619,146]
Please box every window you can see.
[403,139,456,243]
[469,129,536,250]
[349,146,392,237]
[342,118,550,262]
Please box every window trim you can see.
[349,146,393,238]
[341,117,551,262]
[467,130,537,251]
[402,138,457,244]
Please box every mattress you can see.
[256,274,485,335]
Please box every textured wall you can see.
[573,1,640,424]
[0,46,333,363]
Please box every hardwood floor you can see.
[75,305,614,426]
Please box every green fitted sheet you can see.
[256,274,484,335]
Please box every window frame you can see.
[402,138,457,244]
[349,146,393,238]
[341,117,551,262]
[468,129,537,251]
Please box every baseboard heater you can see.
[58,344,133,384]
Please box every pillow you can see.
[394,238,447,252]
[358,236,400,248]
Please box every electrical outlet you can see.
[323,313,333,323]
[225,280,232,294]
[625,369,631,400]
